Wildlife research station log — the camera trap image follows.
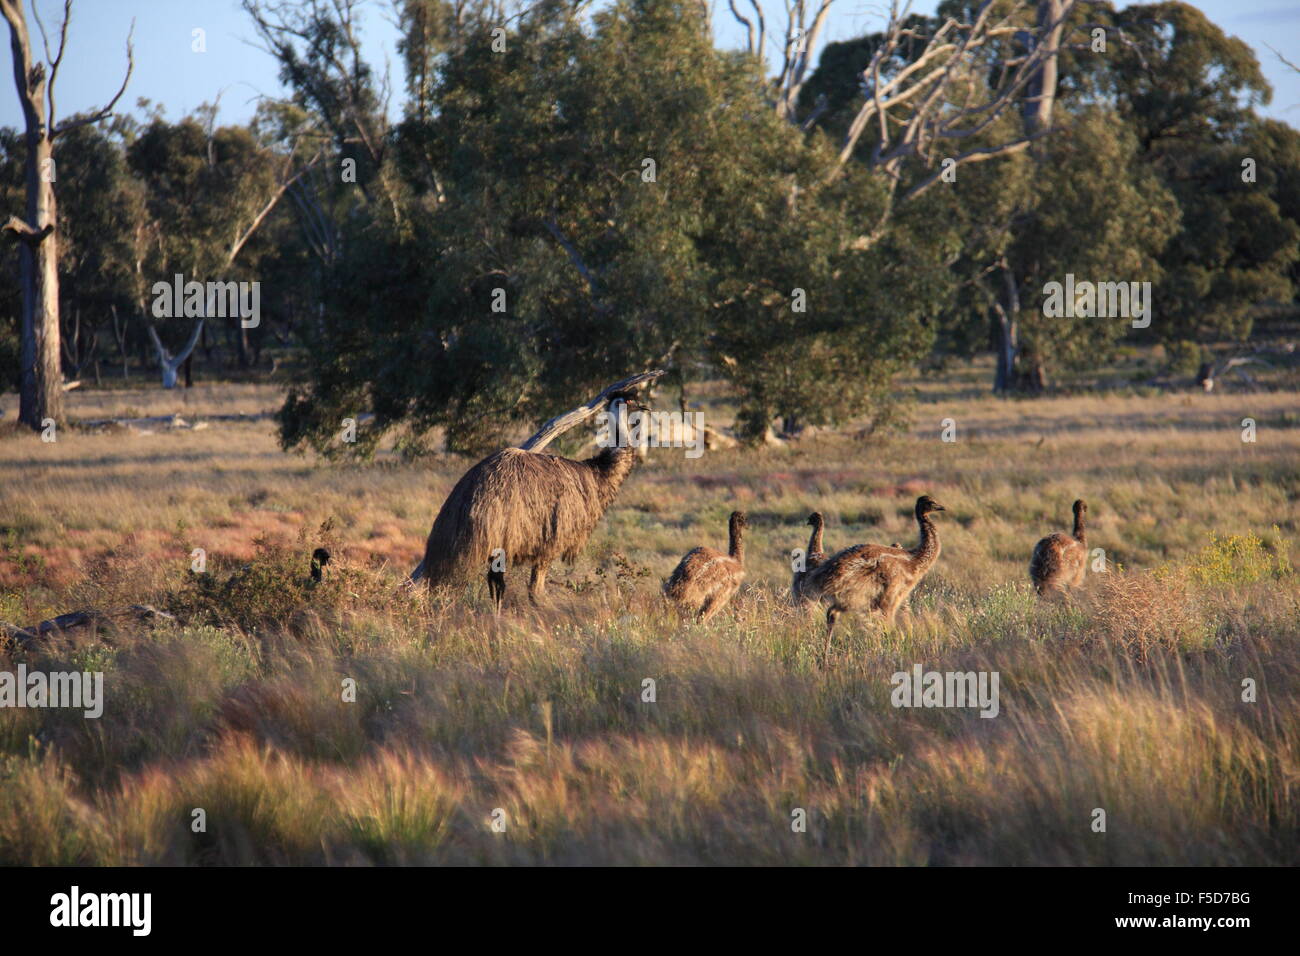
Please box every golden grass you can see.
[0,360,1297,864]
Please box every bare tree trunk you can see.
[1018,347,1048,392]
[1022,0,1068,138]
[2,1,61,428]
[110,303,129,377]
[993,305,1016,393]
[2,0,132,428]
[24,140,60,427]
[990,0,1067,394]
[993,263,1020,393]
[147,318,204,388]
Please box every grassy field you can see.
[0,359,1297,865]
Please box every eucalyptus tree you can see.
[0,0,131,427]
[1108,1,1299,344]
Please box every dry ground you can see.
[0,364,1296,864]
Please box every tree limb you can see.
[542,217,604,305]
[31,0,69,132]
[519,369,666,452]
[1,604,175,650]
[223,149,323,268]
[50,17,134,139]
[2,214,52,244]
[831,0,1077,189]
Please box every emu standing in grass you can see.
[664,511,747,621]
[1030,499,1088,595]
[791,511,828,606]
[800,495,947,654]
[413,372,662,609]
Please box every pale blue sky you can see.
[1,0,1297,130]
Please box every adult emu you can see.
[412,372,663,608]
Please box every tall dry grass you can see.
[0,364,1297,864]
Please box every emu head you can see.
[310,548,331,583]
[915,495,946,518]
[607,391,650,461]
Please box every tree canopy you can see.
[1,0,1296,439]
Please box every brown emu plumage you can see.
[791,512,829,605]
[1030,499,1088,595]
[663,511,746,621]
[799,495,946,650]
[420,401,640,607]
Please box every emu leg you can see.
[487,567,506,612]
[528,561,551,606]
[824,607,840,660]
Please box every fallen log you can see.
[0,604,175,650]
[73,411,279,430]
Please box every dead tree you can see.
[147,319,204,389]
[0,0,132,428]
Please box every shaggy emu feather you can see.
[1030,498,1088,595]
[799,495,947,656]
[663,510,747,621]
[791,511,828,606]
[420,398,641,607]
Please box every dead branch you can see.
[50,17,134,139]
[832,0,1078,207]
[1,604,174,650]
[519,369,666,452]
[147,318,205,389]
[2,215,52,245]
[223,149,324,269]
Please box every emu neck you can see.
[1073,510,1087,546]
[588,446,637,509]
[729,524,744,563]
[808,521,823,556]
[910,514,940,569]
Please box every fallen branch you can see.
[520,369,665,452]
[74,411,277,429]
[1,604,175,650]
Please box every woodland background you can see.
[2,0,1298,449]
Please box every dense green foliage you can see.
[1,0,1297,435]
